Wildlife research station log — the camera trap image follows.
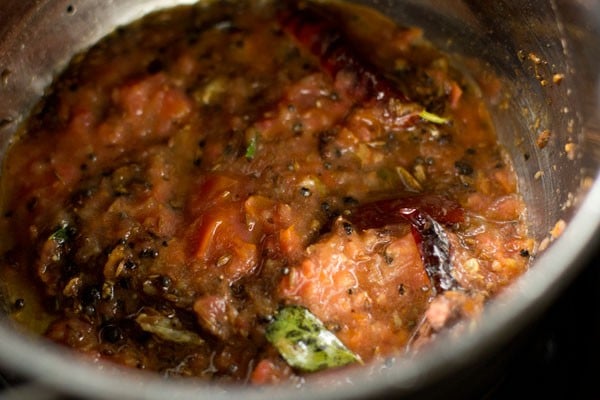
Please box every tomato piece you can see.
[250,359,293,385]
[113,73,192,139]
[279,222,430,361]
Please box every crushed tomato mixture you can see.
[0,0,534,384]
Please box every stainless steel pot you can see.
[0,1,599,399]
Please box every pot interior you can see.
[0,1,598,399]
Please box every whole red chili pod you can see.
[347,195,463,293]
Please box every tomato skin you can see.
[346,194,465,230]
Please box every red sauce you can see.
[0,0,533,384]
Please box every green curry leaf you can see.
[266,305,361,372]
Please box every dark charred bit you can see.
[292,122,304,135]
[157,275,172,292]
[61,262,80,279]
[398,284,405,295]
[0,118,13,129]
[26,197,38,212]
[320,201,340,221]
[13,298,25,311]
[100,323,124,343]
[139,247,159,259]
[230,283,246,299]
[343,196,359,207]
[81,285,102,307]
[146,59,164,74]
[257,314,274,324]
[454,160,474,176]
[277,1,409,103]
[318,129,338,160]
[342,221,353,235]
[384,252,394,265]
[299,187,312,197]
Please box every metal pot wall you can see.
[0,1,598,399]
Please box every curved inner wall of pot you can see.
[355,0,596,244]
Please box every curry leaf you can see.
[266,305,361,372]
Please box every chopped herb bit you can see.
[245,134,258,160]
[49,224,70,244]
[266,305,361,372]
[419,110,449,124]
